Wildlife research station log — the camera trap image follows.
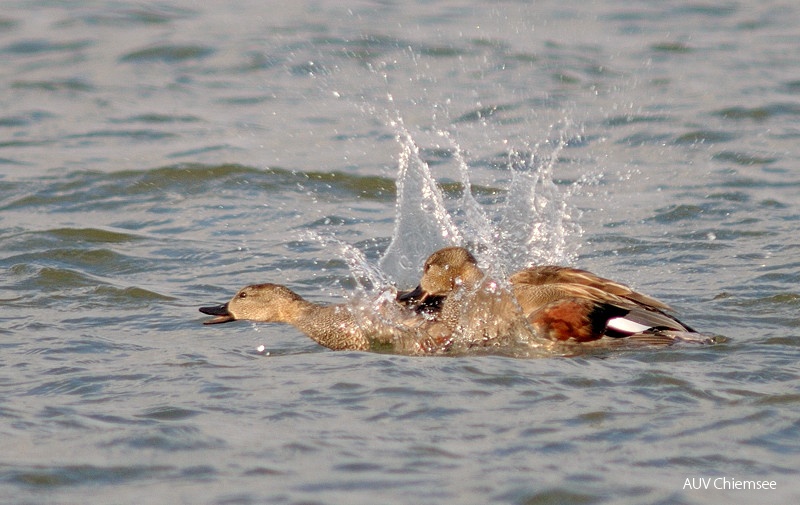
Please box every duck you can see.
[398,246,699,344]
[397,247,546,348]
[200,283,453,355]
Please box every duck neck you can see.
[460,264,488,291]
[291,302,370,351]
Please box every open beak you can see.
[397,285,426,304]
[199,303,235,324]
[397,286,444,313]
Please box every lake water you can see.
[2,1,800,504]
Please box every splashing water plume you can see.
[379,111,463,287]
[497,138,583,272]
[375,115,583,289]
[303,107,588,354]
[305,104,584,294]
[304,231,390,293]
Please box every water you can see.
[2,1,800,504]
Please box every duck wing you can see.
[510,266,673,311]
[605,305,695,336]
[527,298,629,342]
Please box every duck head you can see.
[200,283,303,324]
[397,247,484,306]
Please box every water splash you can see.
[496,140,583,272]
[301,109,590,355]
[378,112,462,287]
[302,231,391,292]
[376,115,584,289]
[306,103,585,294]
[438,129,500,271]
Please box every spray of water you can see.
[374,116,584,290]
[496,138,583,272]
[300,104,587,354]
[378,108,463,287]
[302,231,391,292]
[303,97,585,295]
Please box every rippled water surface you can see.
[2,1,800,504]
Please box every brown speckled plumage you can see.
[399,246,696,343]
[398,247,538,347]
[200,283,451,354]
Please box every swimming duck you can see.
[397,247,558,348]
[200,283,452,355]
[398,246,698,344]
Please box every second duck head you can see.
[397,246,485,306]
